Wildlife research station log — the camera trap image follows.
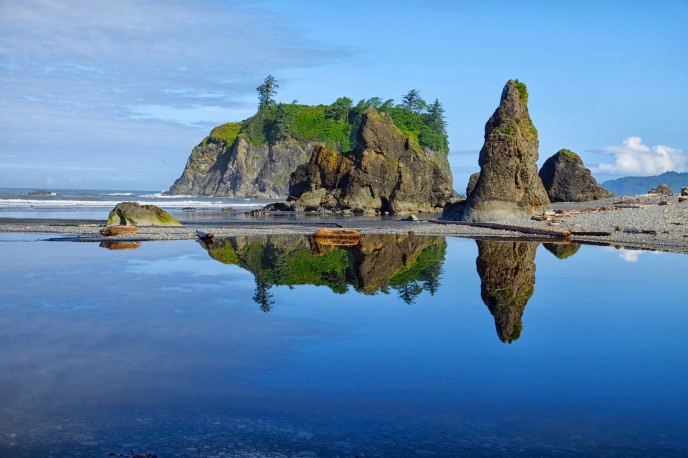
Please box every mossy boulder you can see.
[106,202,181,227]
[648,183,672,195]
[539,149,614,202]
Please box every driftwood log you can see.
[431,220,572,238]
[100,226,141,236]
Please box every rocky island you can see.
[168,80,452,210]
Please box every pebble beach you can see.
[2,194,687,254]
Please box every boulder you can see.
[648,183,672,195]
[287,109,453,214]
[106,202,181,226]
[539,149,614,202]
[462,80,551,221]
[466,172,480,197]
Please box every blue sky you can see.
[1,0,686,191]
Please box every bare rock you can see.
[539,149,614,202]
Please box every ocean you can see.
[0,187,277,222]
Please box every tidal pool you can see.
[0,234,686,457]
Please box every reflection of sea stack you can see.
[463,80,551,221]
[543,242,581,260]
[476,241,538,343]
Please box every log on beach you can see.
[431,220,572,238]
[100,225,141,236]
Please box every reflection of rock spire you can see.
[476,241,538,343]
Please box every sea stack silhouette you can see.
[462,80,551,221]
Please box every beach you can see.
[2,194,687,254]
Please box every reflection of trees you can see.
[200,234,446,310]
[475,241,538,343]
[253,278,274,313]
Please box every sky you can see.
[1,0,686,191]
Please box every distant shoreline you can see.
[2,195,687,254]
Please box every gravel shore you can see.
[2,195,687,254]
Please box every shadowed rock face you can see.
[288,109,453,214]
[475,240,538,343]
[168,137,315,198]
[463,80,551,221]
[539,149,614,202]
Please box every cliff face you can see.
[288,109,453,214]
[463,80,551,221]
[167,135,314,198]
[539,149,614,202]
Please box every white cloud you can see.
[592,137,686,176]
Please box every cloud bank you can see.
[593,137,686,176]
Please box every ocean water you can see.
[0,234,686,457]
[0,187,276,221]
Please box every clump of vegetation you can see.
[514,79,528,104]
[559,148,582,162]
[231,76,450,153]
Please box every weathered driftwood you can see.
[431,220,572,238]
[622,228,657,235]
[532,207,618,221]
[100,225,140,236]
[569,231,612,237]
[313,228,361,246]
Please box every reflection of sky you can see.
[0,237,687,455]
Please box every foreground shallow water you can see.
[1,234,686,457]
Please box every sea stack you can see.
[288,108,453,214]
[539,149,614,202]
[463,80,551,221]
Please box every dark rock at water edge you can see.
[27,189,54,196]
[539,149,614,202]
[106,202,182,226]
[462,80,551,221]
[287,109,453,214]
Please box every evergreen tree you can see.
[426,99,447,135]
[256,75,279,110]
[401,89,427,113]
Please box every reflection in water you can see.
[543,242,581,260]
[476,241,539,343]
[201,234,446,307]
[99,241,142,250]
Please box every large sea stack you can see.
[539,149,614,202]
[462,80,551,221]
[287,108,453,214]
